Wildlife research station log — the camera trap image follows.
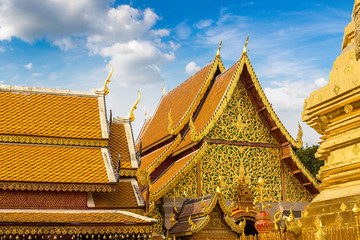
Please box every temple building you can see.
[0,78,156,238]
[136,42,319,235]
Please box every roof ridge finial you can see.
[104,64,113,95]
[242,35,250,55]
[129,90,141,122]
[144,108,151,121]
[161,84,167,96]
[216,40,222,58]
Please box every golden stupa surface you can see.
[300,0,360,231]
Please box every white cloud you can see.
[24,63,32,69]
[0,1,175,84]
[100,40,174,85]
[175,21,191,39]
[264,77,327,111]
[0,47,5,52]
[185,61,201,75]
[53,37,78,51]
[195,19,213,29]
[32,73,42,76]
[315,77,328,88]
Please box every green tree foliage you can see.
[295,145,324,178]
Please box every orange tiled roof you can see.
[0,209,154,224]
[93,181,139,208]
[193,64,237,132]
[140,64,212,149]
[152,152,197,193]
[0,144,109,184]
[169,65,237,155]
[109,123,132,169]
[139,144,169,170]
[0,91,102,139]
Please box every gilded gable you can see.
[207,79,277,144]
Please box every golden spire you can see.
[242,35,249,54]
[287,209,295,222]
[104,64,113,95]
[129,90,141,122]
[216,40,222,58]
[297,122,303,146]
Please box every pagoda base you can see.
[299,192,360,229]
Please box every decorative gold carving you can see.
[165,164,197,199]
[150,143,208,201]
[285,167,314,202]
[191,215,211,233]
[0,181,115,192]
[297,123,303,147]
[353,204,360,239]
[167,109,174,135]
[136,169,149,188]
[333,84,340,95]
[129,90,141,122]
[161,85,167,96]
[344,104,354,113]
[355,4,360,60]
[353,77,359,86]
[201,144,282,201]
[0,135,108,147]
[206,78,277,144]
[242,35,249,54]
[216,40,222,58]
[314,216,321,229]
[353,144,360,156]
[253,176,273,211]
[146,206,163,234]
[314,220,327,240]
[170,212,177,227]
[335,213,344,228]
[344,62,354,75]
[289,148,319,189]
[146,134,181,174]
[104,64,113,96]
[190,55,302,148]
[0,225,152,235]
[303,209,308,217]
[224,215,246,234]
[118,169,136,177]
[317,95,323,102]
[340,203,347,212]
[201,197,206,210]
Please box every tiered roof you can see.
[137,46,319,202]
[0,85,116,192]
[0,82,150,233]
[169,190,245,237]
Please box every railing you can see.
[235,226,358,240]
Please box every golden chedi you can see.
[301,0,360,231]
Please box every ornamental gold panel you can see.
[165,167,198,198]
[147,206,164,234]
[0,225,152,235]
[201,144,282,201]
[0,134,108,147]
[207,80,277,145]
[284,167,313,202]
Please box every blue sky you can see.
[0,0,355,145]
